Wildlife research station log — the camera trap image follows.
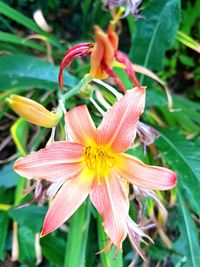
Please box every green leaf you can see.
[40,235,65,267]
[0,1,41,33]
[147,242,170,261]
[174,192,200,267]
[146,87,168,108]
[0,2,64,51]
[11,118,29,156]
[0,31,46,52]
[177,31,200,54]
[158,105,200,133]
[97,215,123,267]
[18,226,36,267]
[8,205,47,233]
[0,212,9,260]
[64,202,90,267]
[174,95,200,111]
[181,1,200,35]
[129,0,181,83]
[0,162,19,189]
[0,54,78,91]
[156,129,200,214]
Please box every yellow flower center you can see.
[84,146,115,184]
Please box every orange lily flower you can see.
[59,20,140,93]
[14,87,176,250]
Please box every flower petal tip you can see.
[171,172,177,187]
[163,171,177,190]
[40,225,51,238]
[141,86,146,92]
[40,229,47,238]
[13,159,21,172]
[133,85,146,93]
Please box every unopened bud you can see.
[80,84,94,98]
[6,94,62,128]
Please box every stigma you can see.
[84,146,115,184]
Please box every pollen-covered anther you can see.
[84,146,115,184]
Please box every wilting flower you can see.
[14,87,176,251]
[104,0,143,18]
[6,94,62,128]
[133,185,168,222]
[127,216,153,260]
[137,122,160,147]
[59,18,140,93]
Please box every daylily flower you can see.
[59,15,140,93]
[6,95,62,128]
[14,87,176,250]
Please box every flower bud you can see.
[6,94,62,128]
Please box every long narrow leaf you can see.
[175,191,200,267]
[156,129,200,215]
[176,30,200,53]
[64,202,90,267]
[0,2,41,33]
[0,2,64,51]
[97,215,123,267]
[0,31,46,52]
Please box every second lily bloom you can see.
[59,16,140,92]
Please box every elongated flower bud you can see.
[6,94,62,128]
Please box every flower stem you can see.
[97,214,123,266]
[64,201,91,267]
[60,74,92,102]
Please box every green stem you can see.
[97,214,123,267]
[60,74,92,102]
[64,201,91,267]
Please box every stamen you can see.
[96,241,113,254]
[112,7,125,25]
[84,146,115,184]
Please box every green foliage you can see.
[129,0,181,81]
[40,235,65,267]
[0,0,199,266]
[0,162,19,188]
[0,55,78,91]
[174,192,200,267]
[97,214,123,267]
[64,202,90,267]
[0,31,46,51]
[0,212,9,260]
[8,206,47,233]
[18,226,36,267]
[156,129,200,214]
